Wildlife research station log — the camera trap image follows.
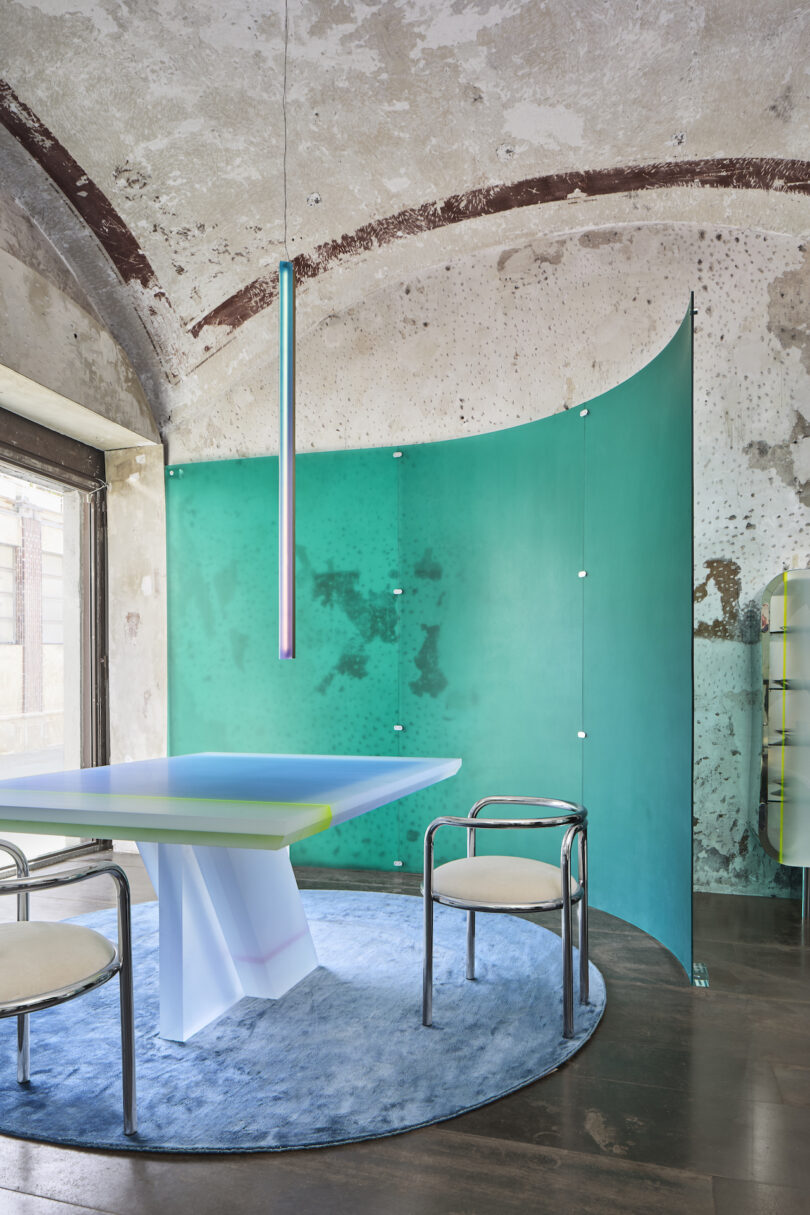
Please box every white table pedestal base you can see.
[137,842,318,1042]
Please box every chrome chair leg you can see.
[120,979,136,1135]
[116,871,137,1136]
[16,1014,29,1084]
[561,851,574,1039]
[423,825,437,1027]
[466,910,475,980]
[578,829,589,1005]
[422,894,434,1027]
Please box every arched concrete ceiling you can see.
[1,0,809,424]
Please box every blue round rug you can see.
[0,891,605,1152]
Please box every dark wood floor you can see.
[0,853,808,1214]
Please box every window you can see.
[0,405,108,863]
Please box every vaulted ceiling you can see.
[1,0,809,426]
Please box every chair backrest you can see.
[464,796,586,873]
[468,795,586,828]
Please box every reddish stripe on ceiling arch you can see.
[2,79,809,349]
[193,156,810,337]
[0,79,163,295]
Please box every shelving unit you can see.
[758,569,810,924]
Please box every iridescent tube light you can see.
[279,260,295,659]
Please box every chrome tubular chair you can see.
[423,797,588,1039]
[0,840,136,1135]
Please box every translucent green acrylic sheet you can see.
[581,310,693,971]
[166,305,693,972]
[166,449,400,869]
[396,411,584,874]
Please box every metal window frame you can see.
[0,405,110,870]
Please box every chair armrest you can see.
[425,811,570,869]
[0,840,30,878]
[0,862,132,963]
[428,815,579,836]
[0,860,129,897]
[560,821,587,881]
[0,839,30,922]
[424,802,588,873]
[467,798,586,862]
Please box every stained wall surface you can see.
[1,0,808,393]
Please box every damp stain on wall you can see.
[317,651,369,694]
[414,548,442,580]
[409,623,448,699]
[311,567,396,695]
[229,629,249,671]
[743,409,810,507]
[767,247,810,376]
[312,569,397,645]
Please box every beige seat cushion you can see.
[433,854,578,906]
[0,922,116,1004]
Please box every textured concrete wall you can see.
[0,195,158,444]
[0,191,101,320]
[106,446,168,768]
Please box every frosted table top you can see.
[0,753,462,850]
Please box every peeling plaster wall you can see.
[0,127,172,412]
[2,0,808,333]
[2,1,810,397]
[163,187,810,461]
[0,240,158,444]
[106,446,168,769]
[166,220,810,897]
[0,190,101,321]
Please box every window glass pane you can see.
[0,467,83,857]
[40,524,63,554]
[0,546,15,645]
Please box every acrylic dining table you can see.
[0,752,461,1041]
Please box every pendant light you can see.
[279,0,294,659]
[279,258,295,659]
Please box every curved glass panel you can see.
[166,306,693,973]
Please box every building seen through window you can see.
[0,468,82,852]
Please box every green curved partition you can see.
[166,304,693,972]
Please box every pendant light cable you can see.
[282,0,290,260]
[278,0,295,659]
